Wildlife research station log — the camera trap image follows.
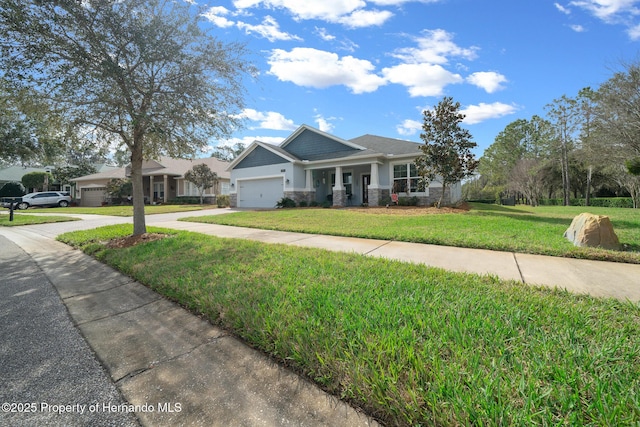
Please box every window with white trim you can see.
[392,162,425,193]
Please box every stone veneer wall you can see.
[332,189,346,207]
[284,191,315,205]
[230,193,237,208]
[373,187,453,207]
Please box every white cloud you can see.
[628,22,640,38]
[237,15,302,41]
[232,0,396,27]
[315,27,336,41]
[569,0,639,22]
[238,109,298,131]
[337,9,394,28]
[391,29,478,65]
[268,47,387,94]
[460,102,518,125]
[383,63,463,97]
[570,24,586,31]
[314,113,337,132]
[202,6,235,28]
[555,2,571,14]
[396,119,422,136]
[466,71,508,93]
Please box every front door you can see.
[362,174,370,204]
[153,182,164,202]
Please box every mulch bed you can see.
[104,233,169,249]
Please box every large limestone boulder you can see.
[564,213,620,250]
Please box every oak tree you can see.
[1,0,254,234]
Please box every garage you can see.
[80,187,106,207]
[238,177,284,208]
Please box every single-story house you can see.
[0,165,54,192]
[0,163,118,193]
[228,124,462,208]
[72,156,230,207]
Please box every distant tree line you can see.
[466,59,640,208]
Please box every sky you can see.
[196,0,640,158]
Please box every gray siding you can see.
[285,129,360,160]
[235,146,290,169]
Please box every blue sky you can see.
[196,0,640,157]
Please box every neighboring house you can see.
[228,124,462,208]
[0,163,119,194]
[72,156,230,207]
[0,165,56,192]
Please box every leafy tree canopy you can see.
[184,163,218,204]
[0,0,255,234]
[416,96,479,208]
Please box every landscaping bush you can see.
[398,196,419,206]
[168,197,201,205]
[379,196,392,206]
[309,200,319,207]
[216,195,230,208]
[276,197,296,208]
[539,197,634,208]
[298,200,308,207]
[0,182,26,197]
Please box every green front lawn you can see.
[0,213,79,226]
[58,225,640,427]
[183,203,640,263]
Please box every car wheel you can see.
[17,202,29,210]
[58,200,69,207]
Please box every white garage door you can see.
[238,177,283,208]
[81,187,106,207]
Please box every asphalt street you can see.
[0,235,139,427]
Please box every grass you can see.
[182,203,640,263]
[1,204,215,217]
[58,225,640,427]
[0,212,79,226]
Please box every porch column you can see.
[333,166,345,207]
[368,162,382,207]
[370,163,380,188]
[163,174,168,203]
[305,169,312,191]
[334,166,343,190]
[149,175,154,204]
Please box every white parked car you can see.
[11,191,72,209]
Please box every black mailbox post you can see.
[2,197,21,222]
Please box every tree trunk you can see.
[585,165,592,206]
[437,182,446,208]
[130,144,147,236]
[561,143,571,206]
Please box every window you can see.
[220,182,230,195]
[330,172,353,195]
[393,163,425,193]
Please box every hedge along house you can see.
[72,156,230,206]
[228,124,462,208]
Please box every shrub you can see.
[321,201,331,208]
[216,195,230,207]
[398,196,419,206]
[0,182,26,197]
[309,200,319,207]
[276,197,296,208]
[298,200,308,207]
[539,198,634,208]
[379,196,392,206]
[168,197,200,204]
